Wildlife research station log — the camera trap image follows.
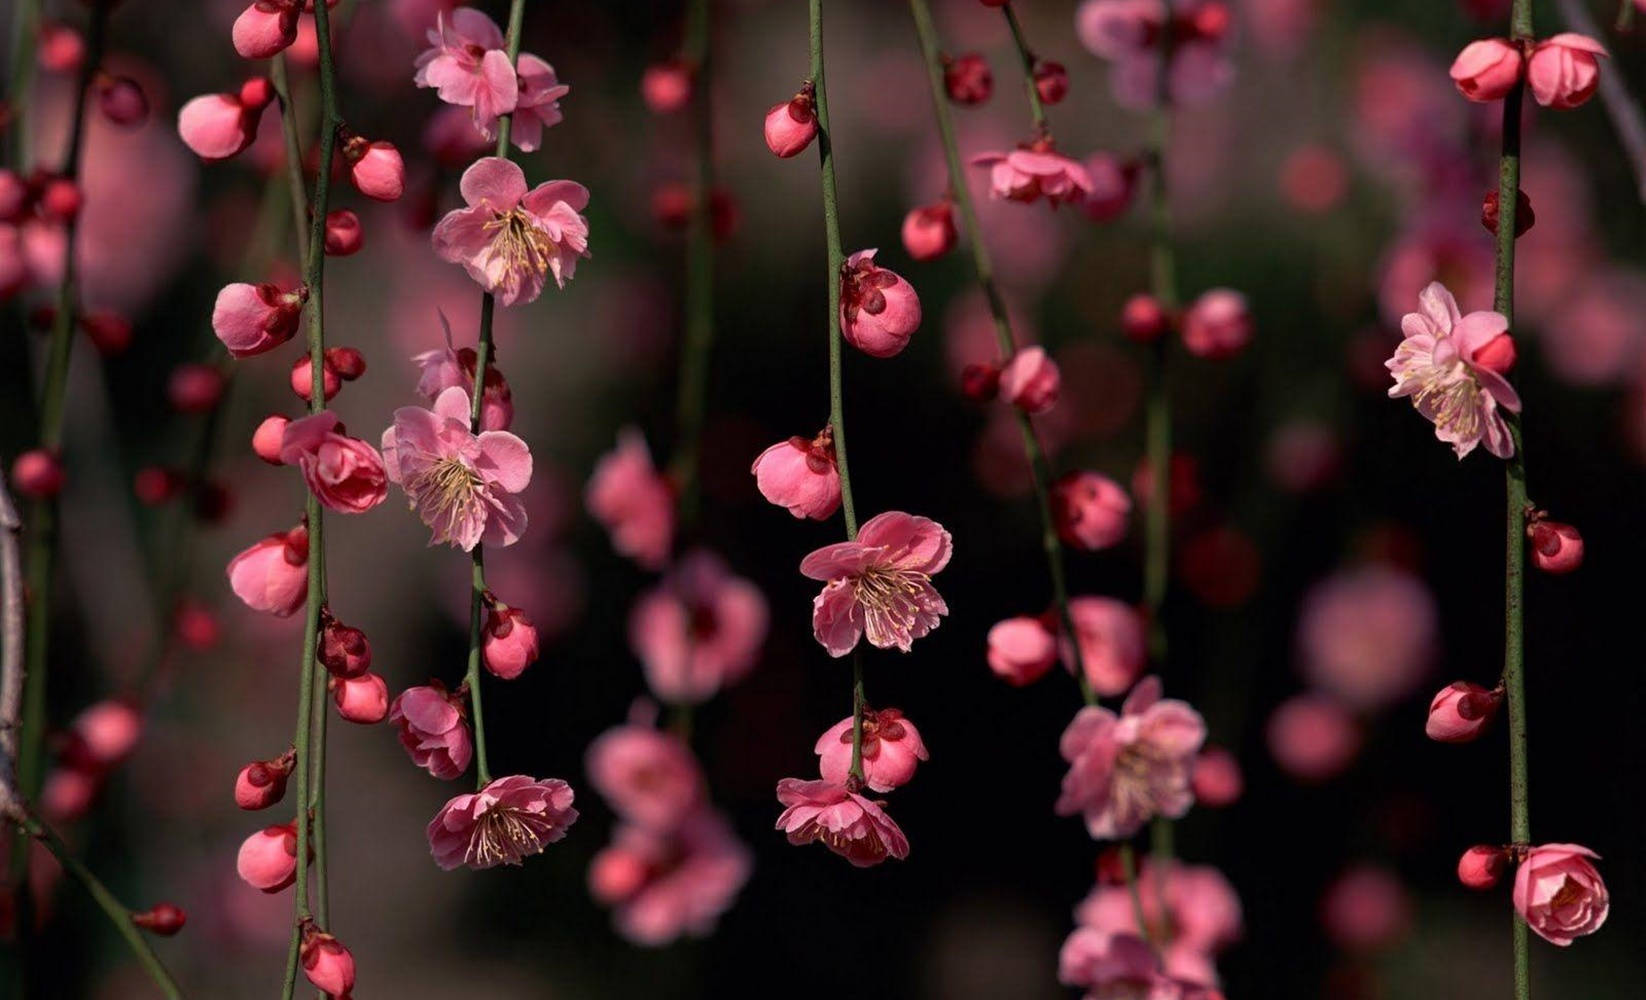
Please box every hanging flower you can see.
[773,778,909,867]
[799,511,951,657]
[278,411,389,514]
[432,157,590,306]
[414,9,519,124]
[1056,676,1206,839]
[1386,280,1521,459]
[381,385,531,551]
[427,774,578,870]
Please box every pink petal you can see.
[476,430,532,492]
[459,156,528,211]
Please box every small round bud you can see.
[290,356,341,402]
[319,617,372,678]
[1191,746,1244,807]
[763,91,818,159]
[1458,845,1508,890]
[960,362,1001,403]
[1051,470,1131,550]
[133,466,185,505]
[166,363,225,413]
[11,449,64,499]
[252,415,290,464]
[1426,681,1502,743]
[1470,332,1517,374]
[236,823,299,892]
[173,599,220,651]
[322,209,363,256]
[331,672,389,724]
[1181,288,1253,359]
[239,76,276,111]
[345,138,405,202]
[235,752,294,811]
[1529,520,1583,574]
[38,177,82,223]
[300,925,356,998]
[640,60,693,114]
[95,75,149,127]
[998,346,1061,413]
[1121,293,1170,342]
[1481,188,1535,237]
[944,52,993,106]
[483,605,540,680]
[1033,60,1068,104]
[901,201,957,262]
[131,903,187,936]
[324,346,366,380]
[38,22,84,73]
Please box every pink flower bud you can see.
[331,672,389,724]
[483,605,540,680]
[1458,845,1507,890]
[1449,38,1524,103]
[960,362,1000,402]
[1051,470,1131,550]
[300,926,356,998]
[640,60,693,114]
[1527,34,1607,110]
[1530,520,1583,573]
[763,91,818,159]
[236,822,299,892]
[816,707,928,793]
[1513,844,1609,945]
[80,309,133,355]
[238,76,276,111]
[65,700,143,769]
[1081,152,1136,222]
[1121,293,1170,342]
[37,21,84,73]
[131,903,187,936]
[177,93,258,161]
[38,178,81,223]
[235,751,294,810]
[167,363,225,414]
[226,525,308,617]
[986,616,1058,686]
[95,75,148,127]
[1471,332,1517,375]
[1481,188,1535,238]
[840,249,921,357]
[1425,681,1502,743]
[589,846,648,902]
[212,282,302,357]
[389,683,472,780]
[345,139,405,202]
[11,449,64,499]
[322,209,362,256]
[40,765,99,823]
[233,2,300,59]
[1191,745,1244,807]
[290,355,341,402]
[318,616,371,678]
[0,169,28,221]
[252,415,289,464]
[1033,59,1068,104]
[751,429,841,521]
[174,599,220,650]
[944,52,992,106]
[1182,288,1252,359]
[998,346,1061,413]
[901,200,957,261]
[323,345,365,380]
[134,466,183,505]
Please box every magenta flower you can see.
[388,683,473,780]
[414,9,519,124]
[381,385,532,551]
[585,428,675,570]
[589,809,751,946]
[628,550,768,704]
[1513,844,1609,945]
[799,511,951,657]
[970,145,1094,207]
[1386,280,1522,459]
[585,723,704,831]
[278,411,389,515]
[773,778,909,867]
[427,774,578,870]
[432,157,590,306]
[1056,676,1206,839]
[815,707,928,793]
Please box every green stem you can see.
[1117,843,1153,948]
[269,56,311,263]
[1496,6,1532,997]
[1000,4,1047,135]
[1618,0,1635,33]
[460,0,525,789]
[905,0,1091,705]
[6,0,40,170]
[669,0,715,529]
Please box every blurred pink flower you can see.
[815,707,928,793]
[774,778,910,867]
[971,145,1094,207]
[63,700,142,770]
[1060,596,1146,699]
[589,809,751,946]
[1060,928,1223,999]
[413,328,515,430]
[800,511,952,657]
[586,724,704,831]
[1056,676,1206,839]
[432,156,590,305]
[1377,223,1494,327]
[381,385,532,550]
[1191,747,1243,808]
[389,683,473,780]
[586,428,675,570]
[1075,859,1242,987]
[414,9,518,123]
[1297,565,1435,710]
[278,412,389,514]
[1387,280,1521,459]
[999,346,1061,413]
[1075,0,1234,109]
[1540,268,1646,386]
[628,550,767,703]
[987,615,1059,686]
[427,774,578,870]
[1181,289,1252,360]
[1267,693,1360,782]
[226,525,308,617]
[1321,865,1412,952]
[1050,471,1130,552]
[1513,844,1609,945]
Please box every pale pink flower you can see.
[414,9,519,124]
[585,429,675,570]
[589,809,751,946]
[432,156,590,305]
[1267,693,1360,782]
[1060,928,1222,1000]
[1387,280,1522,459]
[773,778,909,867]
[585,724,704,831]
[1075,859,1242,986]
[226,525,308,617]
[839,249,921,358]
[1191,747,1242,807]
[1297,565,1435,710]
[1527,34,1606,110]
[1056,676,1206,839]
[799,511,951,657]
[987,615,1059,686]
[1513,844,1609,945]
[1082,151,1137,222]
[628,551,767,704]
[212,282,303,358]
[1321,865,1412,952]
[381,385,532,551]
[501,54,570,151]
[751,428,841,521]
[971,145,1094,207]
[389,683,473,780]
[1061,596,1146,699]
[427,774,578,870]
[63,700,142,770]
[278,412,389,514]
[815,708,928,793]
[1449,38,1524,102]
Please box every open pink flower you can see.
[381,385,532,551]
[589,809,751,946]
[1075,859,1242,987]
[628,550,768,704]
[585,428,675,570]
[1513,844,1608,945]
[389,683,472,780]
[815,708,927,793]
[585,723,704,831]
[1387,280,1521,459]
[278,412,388,514]
[414,9,519,124]
[799,511,951,657]
[971,144,1094,206]
[774,778,909,867]
[500,54,570,151]
[432,156,590,305]
[427,774,578,870]
[227,525,308,617]
[1056,676,1206,839]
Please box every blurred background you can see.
[2,0,1645,996]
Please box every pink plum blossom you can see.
[773,778,909,867]
[1297,565,1435,710]
[589,809,751,946]
[628,551,767,704]
[1513,844,1609,945]
[331,672,389,724]
[1527,34,1606,110]
[278,412,389,514]
[414,9,519,125]
[901,200,956,261]
[381,385,532,551]
[586,723,704,831]
[413,320,514,430]
[839,249,921,358]
[299,927,355,998]
[751,428,841,521]
[1322,865,1412,952]
[233,3,300,60]
[502,54,570,151]
[432,156,590,305]
[1074,859,1242,987]
[176,91,266,161]
[764,89,818,158]
[482,604,539,679]
[389,683,473,780]
[1426,680,1502,743]
[1056,676,1206,839]
[999,346,1061,413]
[1387,280,1522,459]
[585,429,675,570]
[815,708,928,793]
[971,144,1094,207]
[427,774,579,870]
[1061,596,1146,698]
[799,511,951,657]
[1076,0,1235,110]
[1060,928,1222,1000]
[226,525,308,617]
[1267,693,1360,782]
[1181,289,1252,359]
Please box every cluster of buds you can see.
[959,347,1063,414]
